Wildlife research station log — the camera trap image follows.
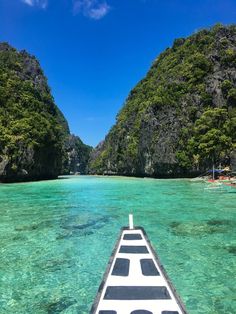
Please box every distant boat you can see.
[190,165,233,184]
[90,215,188,314]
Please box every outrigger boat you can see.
[90,215,188,314]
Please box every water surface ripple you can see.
[0,176,235,313]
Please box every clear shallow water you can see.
[0,176,235,314]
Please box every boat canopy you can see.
[207,169,224,173]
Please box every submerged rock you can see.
[38,258,75,272]
[44,297,76,314]
[12,234,28,241]
[56,229,94,240]
[225,245,236,255]
[57,216,110,240]
[61,220,97,231]
[169,219,233,236]
[15,220,53,232]
[169,221,181,229]
[15,224,39,232]
[61,216,110,230]
[206,219,232,226]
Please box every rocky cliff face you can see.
[0,43,89,182]
[0,43,70,182]
[90,24,236,177]
[63,135,92,174]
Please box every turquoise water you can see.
[0,176,235,314]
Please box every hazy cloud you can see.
[73,0,110,19]
[21,0,110,18]
[22,0,33,5]
[22,0,48,9]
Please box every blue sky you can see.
[0,0,236,146]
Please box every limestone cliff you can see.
[0,43,90,182]
[90,24,236,177]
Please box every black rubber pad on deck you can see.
[98,311,117,314]
[140,259,160,276]
[111,258,130,276]
[119,246,149,254]
[123,233,142,240]
[104,286,171,300]
[162,312,179,314]
[131,311,153,314]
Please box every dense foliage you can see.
[176,108,235,169]
[90,24,236,177]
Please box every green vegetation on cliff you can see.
[90,24,236,177]
[0,43,90,182]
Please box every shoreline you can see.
[0,174,196,185]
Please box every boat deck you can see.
[90,227,187,314]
